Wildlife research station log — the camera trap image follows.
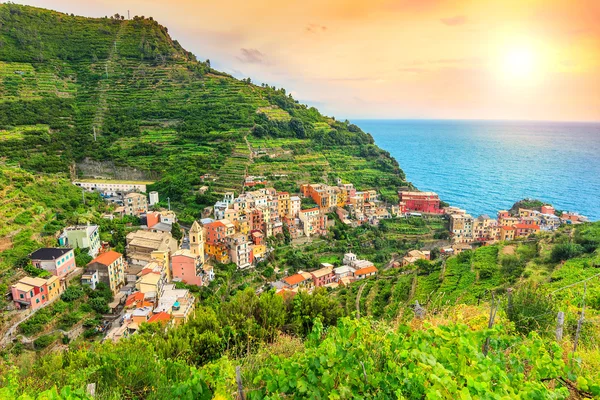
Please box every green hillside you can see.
[0,4,406,223]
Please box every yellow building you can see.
[205,243,230,264]
[189,221,206,264]
[45,275,61,302]
[277,192,291,218]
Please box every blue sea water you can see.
[355,120,600,221]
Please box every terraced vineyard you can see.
[0,3,407,222]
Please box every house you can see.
[125,230,178,266]
[401,250,431,266]
[124,291,153,309]
[59,225,101,257]
[11,277,49,310]
[148,311,172,325]
[171,249,203,287]
[84,251,126,295]
[311,264,335,287]
[227,234,253,269]
[514,223,540,238]
[136,262,167,296]
[29,248,75,277]
[146,210,177,233]
[354,265,378,280]
[81,270,99,290]
[124,192,148,217]
[541,205,556,215]
[188,221,206,263]
[334,265,356,280]
[452,243,473,254]
[473,215,499,242]
[398,191,443,214]
[299,208,328,237]
[283,273,309,290]
[131,306,154,328]
[300,183,339,211]
[289,196,301,218]
[45,276,61,302]
[74,180,152,196]
[449,213,474,243]
[155,284,195,325]
[343,253,358,266]
[500,225,516,241]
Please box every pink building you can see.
[541,205,555,215]
[29,248,75,277]
[398,192,443,214]
[11,277,48,310]
[171,250,203,287]
[311,264,335,287]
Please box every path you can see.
[92,20,127,136]
[355,282,367,319]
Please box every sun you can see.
[501,47,537,80]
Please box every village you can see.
[6,176,589,344]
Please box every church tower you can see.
[189,220,205,263]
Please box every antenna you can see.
[168,197,171,211]
[93,126,97,141]
[128,10,130,20]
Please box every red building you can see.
[398,191,443,214]
[514,223,540,238]
[171,250,203,287]
[204,221,227,245]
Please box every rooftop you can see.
[20,276,49,287]
[29,247,72,260]
[283,273,306,286]
[148,312,172,324]
[354,265,378,276]
[88,250,122,266]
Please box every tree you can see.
[289,118,306,139]
[89,297,110,314]
[171,222,183,243]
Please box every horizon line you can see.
[346,117,600,124]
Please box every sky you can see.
[9,0,600,122]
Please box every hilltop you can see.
[0,3,406,225]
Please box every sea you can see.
[355,119,600,221]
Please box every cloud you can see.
[306,23,328,34]
[440,15,468,26]
[237,48,269,64]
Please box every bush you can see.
[551,243,585,263]
[33,334,56,350]
[505,283,556,335]
[61,286,84,302]
[89,297,109,314]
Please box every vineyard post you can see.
[573,283,587,354]
[483,293,497,356]
[236,365,246,400]
[556,311,565,341]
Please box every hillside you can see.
[1,222,599,398]
[0,4,406,224]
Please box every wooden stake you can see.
[235,366,246,400]
[483,293,497,356]
[556,311,565,341]
[573,283,587,354]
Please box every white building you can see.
[73,180,152,196]
[149,191,159,206]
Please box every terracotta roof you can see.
[205,221,226,229]
[514,223,540,230]
[125,292,144,308]
[89,250,122,266]
[148,312,172,324]
[283,273,306,286]
[501,226,515,231]
[354,266,378,276]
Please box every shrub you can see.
[551,243,585,263]
[61,286,84,302]
[34,334,56,350]
[505,283,556,335]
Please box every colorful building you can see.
[59,225,101,257]
[398,191,443,214]
[84,251,126,295]
[124,192,148,217]
[171,249,203,287]
[29,248,75,277]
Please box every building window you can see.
[20,294,24,299]
[36,299,40,303]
